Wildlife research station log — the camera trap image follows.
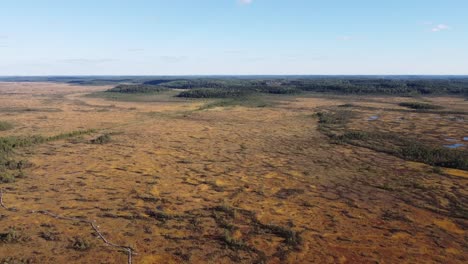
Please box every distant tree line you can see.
[176,88,249,98]
[104,78,468,97]
[106,84,168,94]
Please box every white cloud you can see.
[238,0,253,5]
[431,24,450,32]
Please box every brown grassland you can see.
[0,82,466,263]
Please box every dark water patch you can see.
[444,143,465,149]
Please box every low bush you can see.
[70,237,93,251]
[90,134,111,144]
[221,230,247,250]
[0,228,28,243]
[0,257,32,264]
[0,171,17,183]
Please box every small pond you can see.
[444,143,465,149]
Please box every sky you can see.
[0,0,467,75]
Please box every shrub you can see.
[221,230,246,250]
[0,257,32,264]
[70,237,93,251]
[0,228,27,243]
[39,231,61,241]
[90,134,111,144]
[0,171,17,183]
[259,223,301,247]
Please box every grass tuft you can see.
[70,237,93,251]
[0,121,14,131]
[90,134,111,144]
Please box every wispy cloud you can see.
[238,0,253,5]
[431,24,450,32]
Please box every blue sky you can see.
[1,0,467,75]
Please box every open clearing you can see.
[0,82,466,263]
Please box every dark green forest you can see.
[112,77,468,97]
[2,76,467,97]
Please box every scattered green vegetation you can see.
[0,121,14,131]
[198,97,271,110]
[221,230,247,250]
[399,102,443,110]
[316,111,355,136]
[0,257,32,264]
[0,170,25,183]
[70,237,93,251]
[213,204,237,218]
[0,228,28,243]
[335,130,468,170]
[0,129,96,184]
[0,129,95,152]
[431,166,443,174]
[0,107,62,113]
[39,231,61,241]
[46,129,96,142]
[316,110,468,170]
[212,204,301,249]
[90,134,111,144]
[381,210,410,222]
[317,111,355,125]
[146,209,176,222]
[256,223,301,248]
